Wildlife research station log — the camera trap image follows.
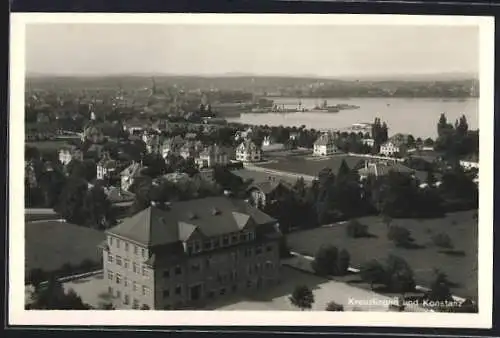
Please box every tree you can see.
[384,255,416,293]
[345,219,369,238]
[423,137,434,148]
[427,270,453,302]
[82,185,114,229]
[359,259,386,290]
[30,276,90,310]
[337,249,351,275]
[27,268,46,290]
[311,245,339,276]
[289,285,315,311]
[426,170,437,187]
[325,301,344,311]
[54,177,88,224]
[387,225,414,248]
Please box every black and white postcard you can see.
[9,13,494,328]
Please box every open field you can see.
[286,210,478,299]
[25,220,105,272]
[257,154,368,177]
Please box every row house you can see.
[379,134,410,157]
[100,196,282,310]
[97,154,121,181]
[236,140,261,163]
[195,145,230,169]
[58,146,84,166]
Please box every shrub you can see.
[325,301,344,311]
[359,259,386,289]
[387,225,413,247]
[311,245,339,276]
[289,285,315,311]
[433,233,454,249]
[345,220,369,238]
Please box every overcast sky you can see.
[25,24,479,77]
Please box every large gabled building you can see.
[100,196,282,310]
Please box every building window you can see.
[116,239,121,249]
[163,269,170,278]
[255,246,262,255]
[222,235,229,247]
[163,289,170,298]
[124,259,130,269]
[231,234,238,244]
[108,286,113,295]
[142,248,146,258]
[124,294,130,305]
[107,253,113,263]
[133,282,138,292]
[193,241,201,253]
[108,271,114,280]
[108,236,114,247]
[142,286,150,296]
[203,240,212,251]
[124,277,128,287]
[125,242,129,252]
[239,233,247,242]
[191,263,201,272]
[116,290,121,298]
[134,245,138,255]
[248,232,255,241]
[116,255,122,266]
[175,285,182,295]
[116,273,122,284]
[175,265,182,275]
[133,263,139,274]
[142,266,149,277]
[133,299,139,309]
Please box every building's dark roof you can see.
[248,180,292,195]
[107,196,277,247]
[358,162,414,177]
[314,133,336,147]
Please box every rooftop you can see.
[107,196,277,247]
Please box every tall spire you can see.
[151,77,157,95]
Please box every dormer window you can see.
[222,235,229,247]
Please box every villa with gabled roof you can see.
[100,196,282,310]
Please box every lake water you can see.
[226,97,479,139]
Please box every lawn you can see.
[25,221,105,273]
[257,154,368,177]
[286,210,478,299]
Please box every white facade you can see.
[379,141,400,156]
[313,133,339,156]
[459,160,479,170]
